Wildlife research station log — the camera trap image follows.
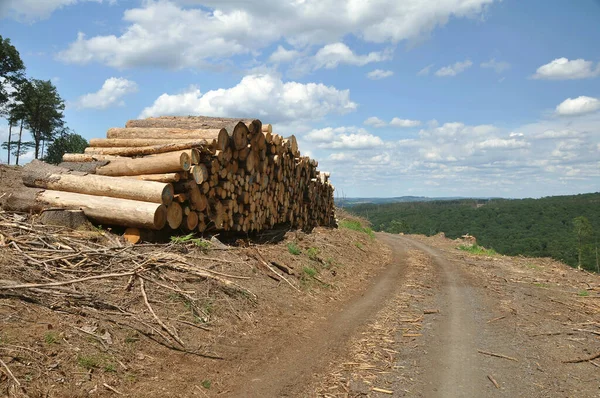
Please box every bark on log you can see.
[96,151,191,176]
[4,188,167,230]
[84,141,208,157]
[106,128,229,151]
[62,153,123,162]
[90,138,215,148]
[123,173,180,183]
[22,162,174,205]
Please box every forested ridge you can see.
[347,193,600,271]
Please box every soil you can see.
[0,182,599,398]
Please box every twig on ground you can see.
[487,315,506,323]
[0,271,138,290]
[0,358,20,386]
[478,349,518,362]
[487,374,500,389]
[563,351,600,363]
[140,278,185,347]
[103,383,123,395]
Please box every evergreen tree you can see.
[44,130,88,165]
[0,35,25,112]
[573,216,593,270]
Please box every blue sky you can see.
[1,0,599,198]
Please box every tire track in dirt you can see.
[397,236,487,397]
[225,236,411,397]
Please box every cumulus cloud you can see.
[417,64,434,76]
[305,126,383,150]
[140,74,357,123]
[268,46,302,64]
[58,0,496,69]
[317,115,600,197]
[75,77,138,110]
[0,0,113,21]
[367,69,394,80]
[480,58,510,73]
[555,96,600,116]
[390,118,421,128]
[435,60,473,77]
[532,58,600,80]
[364,117,387,128]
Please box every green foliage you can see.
[306,247,320,260]
[44,130,88,164]
[170,233,211,249]
[201,380,212,389]
[0,35,26,110]
[77,354,100,370]
[287,242,301,255]
[44,332,58,345]
[354,242,364,249]
[573,216,593,270]
[349,194,600,271]
[104,364,117,373]
[577,290,589,297]
[458,244,496,256]
[303,266,317,277]
[338,219,375,238]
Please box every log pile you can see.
[7,116,335,236]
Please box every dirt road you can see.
[228,233,600,397]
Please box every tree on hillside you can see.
[19,79,65,160]
[44,130,87,164]
[572,216,592,270]
[0,35,25,112]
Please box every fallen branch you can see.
[563,351,600,363]
[486,315,506,323]
[0,271,138,290]
[573,328,600,336]
[140,278,185,348]
[0,358,20,386]
[487,374,500,389]
[477,349,518,362]
[254,249,300,292]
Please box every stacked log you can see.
[9,116,335,236]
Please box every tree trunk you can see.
[7,122,12,165]
[84,141,209,157]
[122,173,181,183]
[62,153,123,162]
[4,188,167,230]
[126,116,261,133]
[16,120,23,165]
[106,128,228,151]
[95,151,191,176]
[90,138,214,148]
[22,160,174,205]
[166,202,183,229]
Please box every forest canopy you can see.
[346,193,600,272]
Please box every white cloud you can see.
[367,69,394,80]
[268,46,302,64]
[0,0,113,21]
[480,58,510,73]
[435,60,473,77]
[364,117,387,128]
[75,77,138,110]
[417,64,434,76]
[390,118,421,128]
[555,96,600,116]
[311,43,392,69]
[58,0,496,69]
[305,126,383,150]
[532,58,600,80]
[140,74,357,123]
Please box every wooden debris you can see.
[563,351,600,363]
[487,374,500,389]
[477,349,519,362]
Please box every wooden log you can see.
[22,162,174,205]
[167,202,183,229]
[62,153,123,162]
[126,116,261,133]
[106,128,229,151]
[4,188,167,230]
[262,124,272,134]
[190,164,209,184]
[84,141,208,157]
[96,151,191,176]
[229,122,249,151]
[123,173,180,183]
[182,211,199,231]
[90,138,215,148]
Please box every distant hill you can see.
[336,196,498,206]
[346,193,600,271]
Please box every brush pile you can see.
[3,116,335,237]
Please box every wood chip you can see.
[372,387,394,394]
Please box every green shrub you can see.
[306,247,320,260]
[339,220,375,238]
[458,244,496,256]
[287,242,301,255]
[303,266,317,277]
